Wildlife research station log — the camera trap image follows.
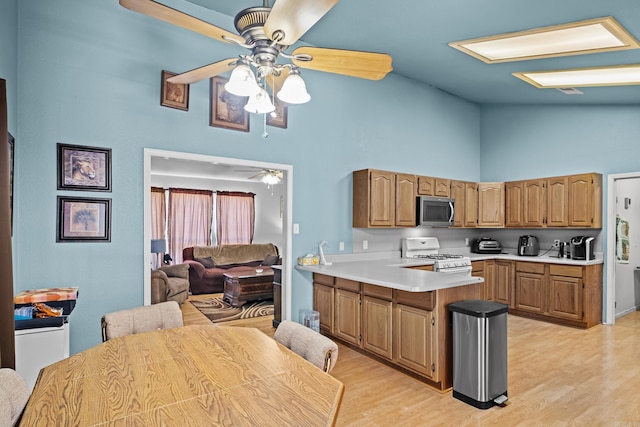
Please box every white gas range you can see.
[401,237,472,275]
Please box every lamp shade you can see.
[244,88,276,114]
[277,70,311,104]
[225,63,261,97]
[151,239,166,254]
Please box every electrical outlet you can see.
[363,240,368,250]
[339,242,344,251]
[554,239,560,247]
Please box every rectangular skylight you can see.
[513,65,640,88]
[449,17,640,63]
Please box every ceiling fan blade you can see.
[248,172,266,180]
[292,47,393,80]
[167,59,237,84]
[264,0,339,46]
[119,0,244,45]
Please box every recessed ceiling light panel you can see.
[514,64,640,88]
[449,17,640,63]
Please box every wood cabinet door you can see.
[477,182,505,227]
[514,272,545,313]
[335,289,361,345]
[523,179,546,227]
[568,174,593,227]
[494,261,513,306]
[547,176,569,227]
[417,176,435,196]
[505,181,523,227]
[450,180,465,227]
[548,275,583,321]
[369,170,395,227]
[362,296,393,359]
[464,182,478,227]
[395,173,416,227]
[394,304,435,380]
[313,283,334,334]
[434,178,451,197]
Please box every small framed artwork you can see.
[210,76,250,132]
[57,143,112,192]
[266,100,288,129]
[161,70,189,111]
[57,196,111,242]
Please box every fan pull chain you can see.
[262,113,269,139]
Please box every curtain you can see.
[151,187,166,240]
[168,188,213,264]
[216,191,255,245]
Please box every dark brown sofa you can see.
[183,244,279,294]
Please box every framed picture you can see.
[57,196,111,242]
[57,143,112,192]
[8,132,13,235]
[266,100,288,129]
[210,76,250,132]
[161,70,189,111]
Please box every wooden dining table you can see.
[20,325,344,426]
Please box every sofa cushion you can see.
[159,263,189,279]
[192,243,278,266]
[194,256,215,268]
[261,254,279,266]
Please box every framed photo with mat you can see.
[160,70,189,111]
[57,143,112,192]
[210,76,250,132]
[57,196,111,242]
[266,100,288,129]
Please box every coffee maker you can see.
[569,236,595,260]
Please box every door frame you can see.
[143,148,293,322]
[605,171,640,325]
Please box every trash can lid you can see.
[448,299,508,318]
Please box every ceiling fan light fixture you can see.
[277,69,311,104]
[261,173,281,185]
[225,62,261,96]
[244,87,276,114]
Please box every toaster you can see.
[471,237,503,254]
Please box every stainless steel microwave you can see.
[416,196,454,227]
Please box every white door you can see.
[614,177,640,317]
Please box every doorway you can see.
[606,172,640,324]
[143,148,293,322]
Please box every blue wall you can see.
[11,0,481,354]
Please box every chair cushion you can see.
[194,256,215,268]
[102,301,183,340]
[0,368,30,425]
[159,263,189,279]
[261,254,279,266]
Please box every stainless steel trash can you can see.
[449,300,508,409]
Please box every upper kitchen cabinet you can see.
[353,169,416,228]
[568,173,602,228]
[463,182,479,227]
[477,182,505,227]
[506,173,601,229]
[450,180,466,227]
[417,176,450,197]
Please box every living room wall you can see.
[13,0,481,354]
[0,0,17,133]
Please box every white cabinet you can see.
[15,323,70,391]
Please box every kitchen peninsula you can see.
[297,258,483,392]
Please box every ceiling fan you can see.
[120,0,393,111]
[236,168,283,185]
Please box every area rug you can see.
[190,297,273,323]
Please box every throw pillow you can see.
[261,254,279,266]
[194,256,215,269]
[159,263,189,279]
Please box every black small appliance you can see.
[570,236,595,260]
[518,235,539,256]
[471,237,502,254]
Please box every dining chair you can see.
[0,368,30,426]
[274,320,339,373]
[101,300,184,341]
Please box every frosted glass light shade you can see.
[261,173,281,185]
[277,72,311,104]
[244,88,275,114]
[225,64,260,96]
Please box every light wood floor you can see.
[182,296,640,426]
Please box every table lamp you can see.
[151,239,166,269]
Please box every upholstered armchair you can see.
[151,263,190,305]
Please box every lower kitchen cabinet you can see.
[335,288,361,345]
[362,295,393,359]
[472,260,495,301]
[313,274,335,334]
[514,262,545,314]
[394,304,435,380]
[494,260,514,306]
[548,265,583,321]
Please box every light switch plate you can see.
[293,224,299,234]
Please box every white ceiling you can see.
[151,156,280,182]
[183,0,640,105]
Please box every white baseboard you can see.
[615,306,640,319]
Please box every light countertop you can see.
[295,251,602,293]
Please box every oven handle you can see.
[435,266,472,274]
